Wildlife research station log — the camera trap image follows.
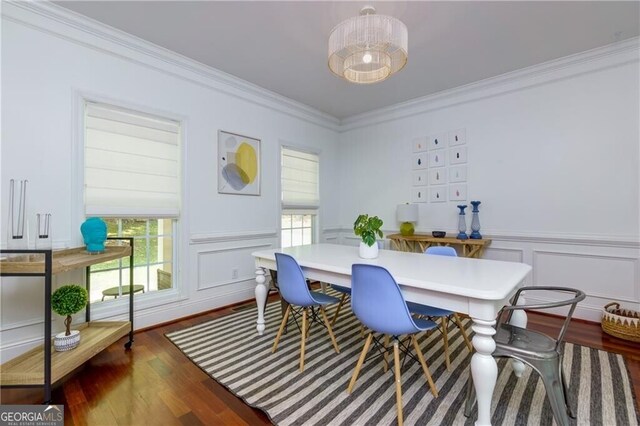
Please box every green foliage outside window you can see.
[91,219,169,271]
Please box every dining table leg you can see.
[255,267,268,335]
[509,295,528,377]
[471,317,497,426]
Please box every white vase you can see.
[54,330,81,352]
[359,241,379,259]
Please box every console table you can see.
[387,233,491,258]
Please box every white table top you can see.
[252,243,531,301]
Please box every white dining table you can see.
[252,243,532,426]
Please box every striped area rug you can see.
[166,294,639,426]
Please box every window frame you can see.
[88,218,176,303]
[280,210,318,248]
[74,92,186,320]
[278,143,321,248]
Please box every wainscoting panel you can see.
[197,243,272,291]
[483,247,525,263]
[532,250,638,302]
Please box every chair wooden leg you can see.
[453,312,473,351]
[320,307,340,353]
[347,333,372,393]
[300,308,307,372]
[393,340,404,426]
[411,335,438,397]
[383,335,390,373]
[331,294,347,327]
[272,304,291,353]
[305,308,313,341]
[360,324,365,337]
[441,317,451,371]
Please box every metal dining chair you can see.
[464,286,586,426]
[406,246,473,370]
[271,253,341,372]
[347,264,439,426]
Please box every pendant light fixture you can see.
[328,6,408,84]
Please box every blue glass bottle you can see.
[470,201,482,239]
[457,205,468,240]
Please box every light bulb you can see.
[362,52,372,64]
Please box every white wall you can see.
[0,3,340,360]
[1,2,638,362]
[337,40,640,320]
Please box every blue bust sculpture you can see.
[80,217,107,253]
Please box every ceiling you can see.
[56,1,639,119]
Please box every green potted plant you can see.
[354,214,384,259]
[51,284,88,351]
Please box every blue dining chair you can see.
[272,253,341,372]
[405,246,473,371]
[332,241,385,328]
[329,285,351,326]
[347,264,439,426]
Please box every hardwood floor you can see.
[2,298,639,425]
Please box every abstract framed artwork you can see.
[218,130,261,195]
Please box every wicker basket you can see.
[601,302,640,342]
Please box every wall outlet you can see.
[232,268,239,279]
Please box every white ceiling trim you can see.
[340,36,639,132]
[3,0,341,132]
[3,1,638,135]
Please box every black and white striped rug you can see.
[166,295,639,426]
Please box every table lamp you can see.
[397,203,419,236]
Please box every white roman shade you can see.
[84,102,180,217]
[281,147,319,210]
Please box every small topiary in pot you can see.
[51,284,88,351]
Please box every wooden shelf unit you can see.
[0,239,134,403]
[387,233,491,258]
[0,245,131,275]
[0,321,130,386]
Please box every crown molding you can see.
[2,1,340,132]
[339,37,640,132]
[3,2,638,134]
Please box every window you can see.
[88,218,174,303]
[84,102,180,302]
[281,147,319,248]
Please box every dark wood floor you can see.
[2,297,639,425]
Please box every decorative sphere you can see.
[80,217,107,253]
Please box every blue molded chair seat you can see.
[272,253,341,372]
[329,285,352,327]
[407,246,473,371]
[406,301,453,318]
[310,291,340,305]
[347,264,440,426]
[331,285,351,294]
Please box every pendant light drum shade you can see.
[328,6,408,84]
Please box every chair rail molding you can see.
[2,1,340,132]
[190,230,278,245]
